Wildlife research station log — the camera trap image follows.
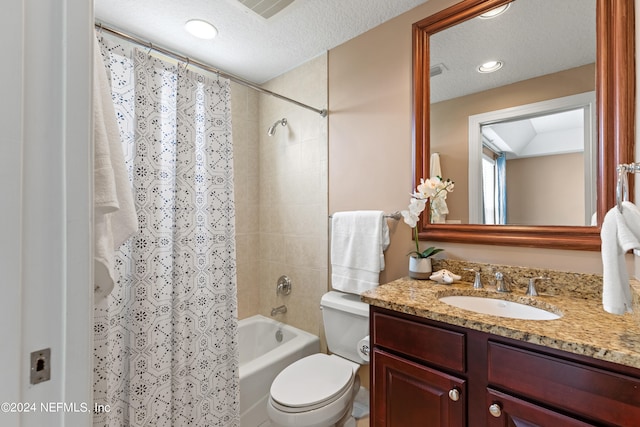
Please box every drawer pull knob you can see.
[448,388,460,401]
[489,403,502,418]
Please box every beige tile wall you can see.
[258,54,329,338]
[231,82,261,319]
[232,54,329,339]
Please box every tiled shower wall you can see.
[231,82,261,318]
[232,53,329,337]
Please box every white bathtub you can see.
[239,315,320,427]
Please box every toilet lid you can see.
[270,354,354,410]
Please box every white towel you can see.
[429,153,449,223]
[93,34,138,301]
[330,211,390,295]
[601,201,640,314]
[430,152,442,178]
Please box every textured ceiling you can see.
[94,0,430,84]
[95,0,596,98]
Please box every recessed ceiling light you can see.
[478,60,503,73]
[185,19,218,40]
[479,4,511,19]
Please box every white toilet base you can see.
[267,371,361,427]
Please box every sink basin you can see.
[438,295,561,320]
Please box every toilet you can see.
[267,291,369,427]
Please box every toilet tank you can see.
[321,291,369,363]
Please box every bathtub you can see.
[239,314,320,427]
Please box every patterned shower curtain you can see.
[93,35,239,426]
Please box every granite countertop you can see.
[361,260,640,370]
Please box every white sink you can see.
[438,295,561,320]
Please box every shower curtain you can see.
[93,35,239,426]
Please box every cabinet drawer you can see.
[486,388,596,427]
[488,341,640,426]
[372,311,465,372]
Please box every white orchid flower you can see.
[404,176,454,257]
[402,197,427,227]
[401,210,419,228]
[408,198,426,215]
[415,178,438,199]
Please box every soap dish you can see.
[430,269,461,284]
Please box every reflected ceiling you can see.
[430,0,596,102]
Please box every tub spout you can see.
[271,305,287,316]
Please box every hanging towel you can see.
[601,201,640,314]
[430,152,442,178]
[430,153,449,223]
[330,211,390,295]
[93,34,138,301]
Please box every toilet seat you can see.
[270,353,355,413]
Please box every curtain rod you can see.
[95,23,328,118]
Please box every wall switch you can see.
[30,348,51,384]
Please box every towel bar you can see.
[329,211,402,220]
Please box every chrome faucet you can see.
[495,272,512,293]
[526,277,550,296]
[464,268,483,289]
[271,305,287,316]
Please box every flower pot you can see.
[409,256,432,279]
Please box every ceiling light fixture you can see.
[478,60,503,73]
[184,19,218,40]
[479,4,510,19]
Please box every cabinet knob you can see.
[448,388,460,401]
[489,403,502,418]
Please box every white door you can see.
[0,1,93,426]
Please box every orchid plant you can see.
[401,176,454,259]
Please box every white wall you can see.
[0,1,93,426]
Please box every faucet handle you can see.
[526,276,550,297]
[464,268,483,289]
[277,275,292,296]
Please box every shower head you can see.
[267,118,287,136]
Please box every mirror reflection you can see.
[429,0,596,226]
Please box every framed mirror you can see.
[413,0,635,250]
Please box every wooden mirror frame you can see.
[413,0,635,250]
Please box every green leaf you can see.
[420,246,444,258]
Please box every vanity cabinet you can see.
[370,306,640,427]
[373,349,465,426]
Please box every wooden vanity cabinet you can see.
[370,306,640,427]
[371,308,467,427]
[373,349,466,426]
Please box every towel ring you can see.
[616,163,640,212]
[617,166,628,212]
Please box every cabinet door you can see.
[486,389,596,427]
[372,348,465,427]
